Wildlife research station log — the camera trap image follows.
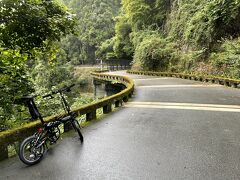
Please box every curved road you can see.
[1,71,240,180]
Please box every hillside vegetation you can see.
[101,0,240,78]
[2,0,240,131]
[60,0,121,64]
[0,0,120,132]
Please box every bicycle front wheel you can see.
[72,120,84,143]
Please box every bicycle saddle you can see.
[21,96,41,120]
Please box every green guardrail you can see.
[127,70,240,88]
[0,72,134,161]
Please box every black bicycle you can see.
[18,84,83,165]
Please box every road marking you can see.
[134,78,175,81]
[125,102,240,112]
[128,102,240,109]
[137,85,220,88]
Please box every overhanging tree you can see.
[0,0,76,131]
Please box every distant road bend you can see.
[1,70,240,179]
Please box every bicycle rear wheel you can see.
[19,135,45,165]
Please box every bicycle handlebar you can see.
[42,94,53,99]
[43,84,75,99]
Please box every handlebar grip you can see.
[42,94,53,99]
[69,84,75,88]
[59,84,75,93]
[66,84,75,92]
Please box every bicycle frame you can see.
[59,92,71,115]
[23,84,74,124]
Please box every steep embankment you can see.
[102,0,240,79]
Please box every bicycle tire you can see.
[19,135,45,165]
[72,119,84,143]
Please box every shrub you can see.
[209,38,240,78]
[132,31,177,71]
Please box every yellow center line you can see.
[125,102,240,112]
[137,85,220,88]
[127,102,240,109]
[134,78,174,81]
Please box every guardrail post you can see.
[0,144,8,161]
[128,93,133,98]
[115,100,120,107]
[214,79,219,84]
[231,83,237,88]
[86,111,97,121]
[103,104,112,114]
[123,96,128,102]
[224,81,230,87]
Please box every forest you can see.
[0,0,120,132]
[2,0,240,132]
[103,0,240,79]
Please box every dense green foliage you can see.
[0,0,76,131]
[209,38,240,78]
[0,0,75,51]
[132,30,177,71]
[103,0,240,78]
[60,0,121,64]
[5,0,240,133]
[0,49,33,130]
[1,0,120,132]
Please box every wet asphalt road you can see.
[1,71,240,180]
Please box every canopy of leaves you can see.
[0,0,76,52]
[60,0,121,64]
[122,0,171,30]
[101,0,172,61]
[168,0,240,49]
[0,0,76,131]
